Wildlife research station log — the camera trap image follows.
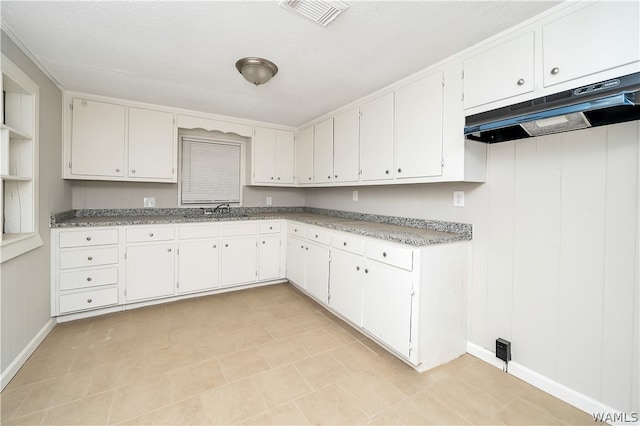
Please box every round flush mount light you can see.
[235,57,279,86]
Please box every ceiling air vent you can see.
[280,0,348,26]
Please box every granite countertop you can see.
[50,207,472,246]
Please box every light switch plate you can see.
[453,191,464,207]
[266,196,272,205]
[143,197,156,208]
[353,191,358,201]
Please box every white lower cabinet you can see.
[305,241,330,304]
[328,249,364,326]
[178,239,219,294]
[125,242,176,302]
[221,236,258,286]
[286,236,306,287]
[286,223,330,304]
[258,235,281,281]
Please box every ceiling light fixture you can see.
[235,57,279,86]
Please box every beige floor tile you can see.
[218,347,271,382]
[368,409,408,425]
[108,373,173,425]
[244,402,311,425]
[230,325,273,350]
[170,358,226,401]
[85,355,146,396]
[331,340,386,373]
[239,309,277,328]
[8,352,75,388]
[517,387,594,425]
[41,390,114,425]
[199,378,268,424]
[393,389,471,425]
[188,334,237,362]
[322,322,359,344]
[337,370,405,417]
[0,382,31,420]
[295,383,368,425]
[259,338,308,367]
[14,369,94,418]
[295,311,335,330]
[375,356,441,396]
[1,410,47,425]
[264,319,307,340]
[495,398,565,425]
[120,396,209,425]
[295,352,351,389]
[252,365,313,407]
[292,328,343,355]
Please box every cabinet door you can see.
[286,237,306,287]
[275,130,295,184]
[329,249,364,326]
[360,92,394,181]
[297,126,314,185]
[253,126,276,183]
[258,235,281,280]
[128,107,175,180]
[463,32,534,109]
[395,72,443,179]
[333,107,360,183]
[313,118,334,183]
[220,236,257,286]
[126,243,175,301]
[71,99,125,177]
[305,242,330,304]
[362,261,413,358]
[178,239,219,294]
[542,2,640,88]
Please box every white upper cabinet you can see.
[313,118,334,183]
[360,92,394,181]
[542,2,640,88]
[333,107,360,183]
[253,126,295,185]
[297,126,314,185]
[395,71,444,179]
[128,107,175,180]
[463,32,535,110]
[71,98,126,178]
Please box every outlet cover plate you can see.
[143,197,156,208]
[453,191,464,207]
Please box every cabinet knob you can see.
[517,78,525,86]
[308,177,312,180]
[87,256,93,261]
[383,252,387,257]
[225,244,229,247]
[343,242,347,246]
[385,170,390,174]
[213,244,217,248]
[116,168,120,173]
[167,248,172,252]
[305,247,309,251]
[277,177,281,180]
[86,277,92,282]
[86,236,92,241]
[364,269,369,274]
[269,226,273,230]
[300,245,304,249]
[262,241,266,244]
[334,175,338,178]
[149,233,154,237]
[327,175,331,179]
[131,169,136,174]
[270,177,274,180]
[551,67,560,75]
[315,234,318,238]
[356,266,360,271]
[397,168,402,173]
[87,298,93,303]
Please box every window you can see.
[1,55,42,263]
[180,137,242,206]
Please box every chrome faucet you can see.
[213,203,231,215]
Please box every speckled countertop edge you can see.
[50,207,472,246]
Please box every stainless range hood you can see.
[464,73,640,143]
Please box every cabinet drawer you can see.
[365,241,413,271]
[60,247,119,269]
[59,228,118,248]
[60,266,118,291]
[59,287,118,314]
[331,232,364,255]
[221,222,257,237]
[259,221,281,234]
[307,226,330,245]
[179,224,219,240]
[126,226,175,243]
[288,222,307,238]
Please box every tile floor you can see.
[1,283,593,425]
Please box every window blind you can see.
[181,138,241,204]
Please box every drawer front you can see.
[259,221,281,234]
[307,226,331,245]
[59,267,118,291]
[59,287,119,314]
[59,228,118,248]
[220,222,257,237]
[126,226,175,243]
[365,240,413,271]
[331,232,364,255]
[60,247,119,269]
[287,222,307,238]
[179,224,219,240]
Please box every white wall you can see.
[306,122,639,414]
[1,32,72,375]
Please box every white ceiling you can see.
[1,1,560,127]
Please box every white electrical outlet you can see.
[266,196,272,206]
[453,191,464,207]
[143,197,156,208]
[353,190,358,201]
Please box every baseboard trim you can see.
[1,318,56,391]
[466,342,633,425]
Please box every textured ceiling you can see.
[1,1,560,127]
